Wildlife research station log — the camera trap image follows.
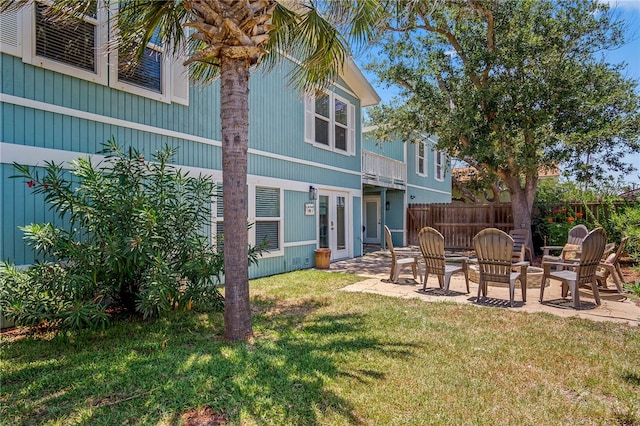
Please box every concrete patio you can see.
[323,250,640,326]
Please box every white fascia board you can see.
[341,57,380,107]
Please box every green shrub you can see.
[532,179,638,253]
[609,204,640,262]
[1,139,261,331]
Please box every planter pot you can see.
[315,248,331,269]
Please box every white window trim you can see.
[416,141,427,177]
[110,40,170,103]
[248,184,284,258]
[22,1,109,86]
[435,150,446,182]
[7,1,188,105]
[305,91,356,156]
[108,1,171,103]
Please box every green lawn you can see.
[1,270,639,425]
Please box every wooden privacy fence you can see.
[407,203,514,249]
[406,201,634,250]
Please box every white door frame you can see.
[317,190,351,260]
[363,196,381,244]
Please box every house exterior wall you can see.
[361,131,452,247]
[405,136,451,204]
[0,7,367,276]
[362,132,404,162]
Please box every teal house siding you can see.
[361,129,452,247]
[1,5,380,273]
[406,136,451,204]
[362,132,404,162]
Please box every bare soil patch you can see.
[181,407,227,426]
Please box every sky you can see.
[354,1,640,186]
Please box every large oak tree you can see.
[367,0,640,233]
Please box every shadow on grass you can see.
[622,371,640,387]
[1,295,419,425]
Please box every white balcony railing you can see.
[361,150,407,189]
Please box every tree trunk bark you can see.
[506,175,538,257]
[220,55,252,341]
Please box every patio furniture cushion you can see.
[562,244,581,260]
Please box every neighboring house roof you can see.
[619,188,640,200]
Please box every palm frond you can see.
[114,0,188,60]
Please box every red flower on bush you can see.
[548,217,554,223]
[567,216,575,223]
[26,181,34,188]
[576,212,583,218]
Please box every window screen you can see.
[35,3,96,73]
[118,46,163,93]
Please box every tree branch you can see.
[468,0,495,84]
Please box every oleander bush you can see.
[609,203,640,262]
[532,179,638,256]
[0,139,261,331]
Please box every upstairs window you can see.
[118,47,163,93]
[35,1,97,73]
[334,97,348,151]
[416,141,427,176]
[314,93,330,146]
[0,1,188,104]
[305,91,355,155]
[435,151,446,181]
[116,26,166,97]
[23,0,107,84]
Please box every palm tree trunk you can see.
[220,55,252,341]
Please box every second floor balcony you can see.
[362,150,407,190]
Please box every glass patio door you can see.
[363,197,380,244]
[318,191,349,260]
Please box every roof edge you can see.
[341,57,381,107]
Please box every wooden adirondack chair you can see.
[385,225,419,283]
[541,227,607,309]
[596,237,628,293]
[509,229,532,262]
[418,227,469,293]
[542,224,589,262]
[473,228,529,307]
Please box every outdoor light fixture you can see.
[309,185,318,201]
[386,201,390,211]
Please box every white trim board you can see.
[406,183,451,196]
[283,240,317,248]
[0,142,363,198]
[0,94,362,177]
